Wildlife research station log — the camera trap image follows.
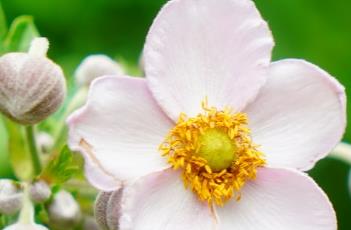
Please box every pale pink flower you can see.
[4,223,48,230]
[68,0,346,229]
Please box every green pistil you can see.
[197,128,236,171]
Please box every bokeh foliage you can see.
[1,0,350,229]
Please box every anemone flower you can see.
[68,0,346,229]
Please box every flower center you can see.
[160,100,265,206]
[197,128,236,171]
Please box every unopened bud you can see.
[0,37,66,125]
[95,188,123,230]
[36,132,54,154]
[48,190,81,229]
[75,55,123,87]
[0,179,23,215]
[29,181,51,204]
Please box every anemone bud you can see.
[0,37,66,125]
[94,188,123,230]
[75,55,123,87]
[0,179,23,215]
[37,132,54,154]
[29,180,51,204]
[47,190,81,229]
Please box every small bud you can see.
[48,190,81,229]
[0,37,66,125]
[330,142,351,164]
[36,132,54,154]
[0,179,23,215]
[94,189,123,230]
[29,181,51,204]
[75,55,123,87]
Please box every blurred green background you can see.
[1,0,350,229]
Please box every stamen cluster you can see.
[160,101,265,206]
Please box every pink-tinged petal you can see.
[245,59,346,170]
[67,76,173,191]
[217,167,336,230]
[4,223,48,230]
[119,169,216,230]
[144,0,274,120]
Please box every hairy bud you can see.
[94,188,123,230]
[0,179,23,215]
[37,132,54,154]
[75,55,123,87]
[47,190,81,229]
[0,37,66,125]
[29,181,51,204]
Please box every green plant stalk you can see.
[25,126,42,175]
[0,214,3,229]
[52,87,88,152]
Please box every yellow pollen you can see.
[159,99,265,206]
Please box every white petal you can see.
[67,76,173,191]
[217,168,336,230]
[144,0,274,120]
[4,223,48,230]
[245,59,346,170]
[120,169,216,230]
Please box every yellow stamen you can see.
[159,100,265,206]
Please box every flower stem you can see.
[0,214,4,228]
[25,126,42,175]
[18,183,35,224]
[52,87,88,152]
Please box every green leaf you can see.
[36,204,49,224]
[0,117,15,178]
[0,2,7,54]
[0,2,7,41]
[40,145,81,184]
[3,15,39,52]
[4,118,34,181]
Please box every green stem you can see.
[0,214,4,228]
[18,183,35,224]
[52,87,88,152]
[25,126,42,175]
